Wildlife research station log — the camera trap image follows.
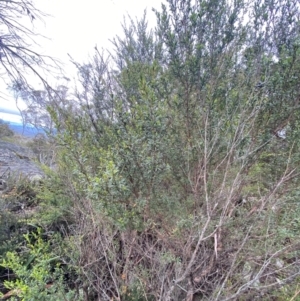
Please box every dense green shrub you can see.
[3,0,300,300]
[0,229,81,301]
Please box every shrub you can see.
[0,120,14,138]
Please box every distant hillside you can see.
[8,123,46,137]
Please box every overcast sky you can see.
[0,0,164,123]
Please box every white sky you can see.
[0,0,164,123]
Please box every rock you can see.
[0,140,44,185]
[29,174,44,186]
[275,258,284,269]
[0,178,7,192]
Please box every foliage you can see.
[0,174,39,258]
[2,0,300,300]
[26,133,57,166]
[0,119,14,138]
[0,229,80,301]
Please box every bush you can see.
[0,120,14,138]
[0,229,82,301]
